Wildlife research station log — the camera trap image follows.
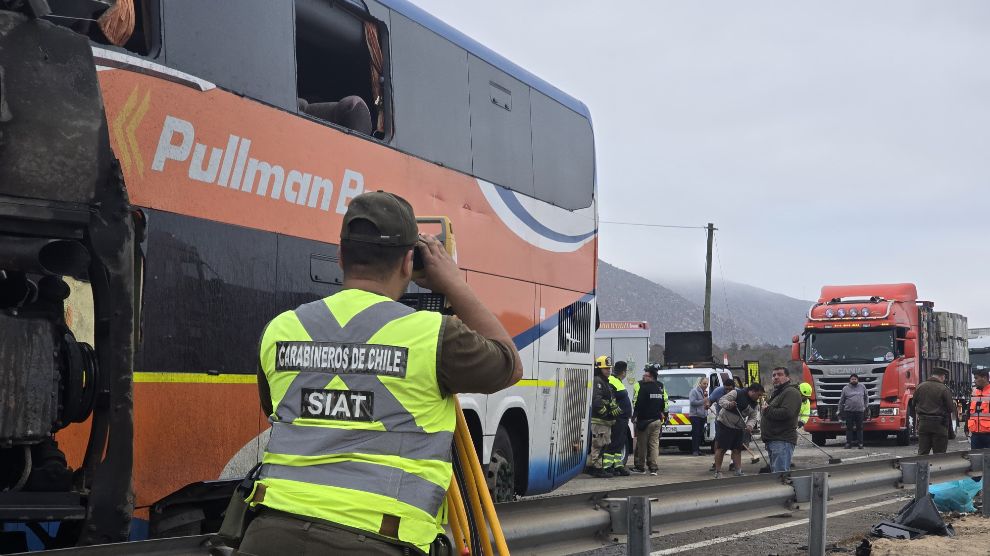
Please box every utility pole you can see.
[703,222,715,332]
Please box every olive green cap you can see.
[340,190,418,246]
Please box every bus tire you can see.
[811,432,828,447]
[488,426,516,503]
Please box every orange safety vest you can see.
[968,384,990,434]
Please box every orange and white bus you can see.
[0,0,597,547]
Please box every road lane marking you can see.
[651,496,910,555]
[840,452,890,461]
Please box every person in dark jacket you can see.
[588,356,619,478]
[838,373,869,449]
[760,367,802,472]
[632,366,666,475]
[604,361,633,476]
[914,367,957,455]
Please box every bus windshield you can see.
[806,329,896,364]
[658,373,706,400]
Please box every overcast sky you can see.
[410,1,990,325]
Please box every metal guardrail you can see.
[20,450,989,556]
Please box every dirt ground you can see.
[864,514,989,556]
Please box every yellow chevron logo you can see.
[113,85,152,177]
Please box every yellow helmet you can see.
[799,382,813,396]
[595,355,613,370]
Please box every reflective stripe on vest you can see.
[800,399,811,420]
[968,386,990,434]
[257,290,453,551]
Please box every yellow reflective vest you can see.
[800,399,811,423]
[253,289,454,552]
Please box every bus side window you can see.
[44,0,160,56]
[295,0,388,138]
[531,91,595,210]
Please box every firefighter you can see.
[604,361,633,476]
[965,368,990,450]
[241,191,523,556]
[798,382,813,428]
[588,355,619,478]
[914,367,956,455]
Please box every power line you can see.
[599,220,709,230]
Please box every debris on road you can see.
[870,495,954,540]
[866,514,988,556]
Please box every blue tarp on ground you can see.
[929,477,984,513]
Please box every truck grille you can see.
[809,365,885,416]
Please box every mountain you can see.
[596,260,812,347]
[596,261,763,347]
[663,278,814,347]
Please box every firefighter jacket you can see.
[608,375,633,419]
[968,384,990,434]
[592,374,618,425]
[254,289,454,553]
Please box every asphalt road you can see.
[527,434,976,555]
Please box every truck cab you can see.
[794,284,970,447]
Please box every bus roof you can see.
[379,0,591,120]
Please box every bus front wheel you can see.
[488,426,516,503]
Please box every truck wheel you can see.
[897,403,915,446]
[488,426,516,503]
[811,433,827,446]
[895,427,910,446]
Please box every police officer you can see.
[914,367,956,455]
[589,356,619,478]
[965,368,990,449]
[798,383,813,428]
[632,365,667,475]
[604,361,633,476]
[241,191,523,555]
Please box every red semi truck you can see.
[792,284,970,446]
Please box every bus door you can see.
[536,286,594,490]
